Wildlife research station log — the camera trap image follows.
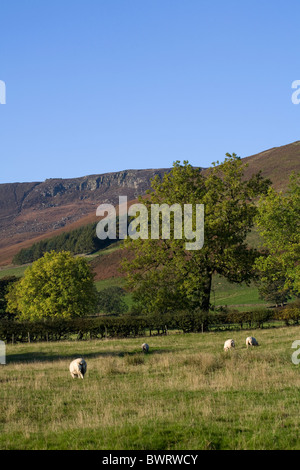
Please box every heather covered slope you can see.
[241,140,300,191]
[0,169,171,265]
[0,140,299,266]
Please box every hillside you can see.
[241,140,300,191]
[0,168,172,265]
[0,140,299,267]
[90,140,300,286]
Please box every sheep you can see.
[69,358,87,379]
[142,343,149,353]
[246,336,259,348]
[224,339,235,351]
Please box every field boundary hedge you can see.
[0,305,299,343]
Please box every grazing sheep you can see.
[69,358,87,379]
[246,336,259,348]
[224,339,235,351]
[142,343,149,353]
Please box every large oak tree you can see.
[122,155,271,313]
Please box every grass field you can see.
[211,275,269,310]
[1,325,300,450]
[94,274,270,312]
[0,264,28,279]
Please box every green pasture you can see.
[0,326,299,450]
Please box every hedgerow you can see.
[1,304,298,344]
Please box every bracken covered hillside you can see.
[0,140,299,266]
[0,168,172,264]
[240,140,300,191]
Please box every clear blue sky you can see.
[1,0,299,184]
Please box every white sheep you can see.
[224,339,235,351]
[246,336,259,348]
[69,358,87,379]
[142,343,149,353]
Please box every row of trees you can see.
[12,222,117,265]
[3,155,299,323]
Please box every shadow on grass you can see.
[6,347,173,365]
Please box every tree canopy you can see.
[255,172,300,298]
[6,251,98,321]
[122,155,271,313]
[0,276,20,319]
[97,286,128,315]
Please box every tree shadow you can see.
[5,347,173,364]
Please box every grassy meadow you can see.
[1,325,300,450]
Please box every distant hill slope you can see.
[0,140,299,267]
[91,141,300,282]
[0,168,172,264]
[241,140,300,191]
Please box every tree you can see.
[255,172,300,297]
[122,155,271,313]
[0,276,20,319]
[257,275,291,307]
[97,286,128,315]
[6,251,98,321]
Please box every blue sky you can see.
[0,0,300,184]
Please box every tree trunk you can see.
[200,272,212,312]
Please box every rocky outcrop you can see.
[0,168,173,251]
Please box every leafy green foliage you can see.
[122,156,271,313]
[6,251,98,321]
[0,305,294,344]
[273,300,300,325]
[257,276,291,307]
[255,172,300,296]
[97,286,128,315]
[0,276,20,319]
